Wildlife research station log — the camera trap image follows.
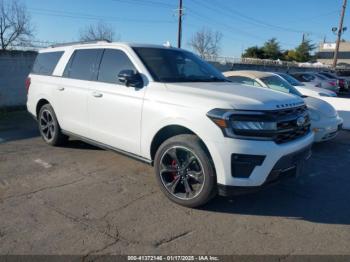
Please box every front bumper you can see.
[205,131,314,188]
[217,145,312,196]
[312,116,343,142]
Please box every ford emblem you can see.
[296,116,306,127]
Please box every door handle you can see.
[57,87,65,91]
[92,91,103,98]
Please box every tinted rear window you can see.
[63,49,104,81]
[98,49,136,84]
[32,51,63,75]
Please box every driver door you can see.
[88,49,145,155]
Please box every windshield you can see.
[133,47,227,83]
[261,75,302,97]
[278,73,305,86]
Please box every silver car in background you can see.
[224,70,343,142]
[290,72,340,93]
[318,72,348,92]
[276,73,337,98]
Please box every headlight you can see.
[207,108,277,139]
[232,121,277,131]
[319,93,331,97]
[308,109,320,121]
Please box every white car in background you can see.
[319,97,350,130]
[275,73,337,98]
[290,72,340,93]
[224,70,343,142]
[277,73,350,130]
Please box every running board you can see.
[62,130,153,165]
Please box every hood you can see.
[304,96,337,118]
[165,82,304,111]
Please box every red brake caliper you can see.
[171,160,178,180]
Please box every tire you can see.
[154,134,216,208]
[38,104,68,146]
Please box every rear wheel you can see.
[154,135,216,208]
[38,104,68,146]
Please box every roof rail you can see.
[50,40,112,48]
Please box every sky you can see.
[20,0,349,57]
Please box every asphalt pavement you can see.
[0,111,350,256]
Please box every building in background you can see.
[317,41,350,67]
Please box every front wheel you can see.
[154,135,216,208]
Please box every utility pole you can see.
[333,0,347,68]
[177,0,183,48]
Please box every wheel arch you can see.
[36,98,51,119]
[150,125,214,167]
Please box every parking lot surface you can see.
[0,111,350,256]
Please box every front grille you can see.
[273,106,307,118]
[270,106,311,144]
[229,105,311,144]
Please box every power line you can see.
[112,0,175,8]
[186,5,295,47]
[193,0,325,38]
[29,8,175,24]
[112,0,290,46]
[283,10,340,24]
[199,0,301,33]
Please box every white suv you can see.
[26,41,314,207]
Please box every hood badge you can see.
[276,102,304,109]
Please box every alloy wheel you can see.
[40,109,55,141]
[159,146,205,200]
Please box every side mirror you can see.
[118,70,143,88]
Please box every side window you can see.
[98,49,136,84]
[228,76,255,86]
[302,74,315,82]
[292,74,303,81]
[32,51,64,76]
[63,49,104,81]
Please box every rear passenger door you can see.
[55,48,104,137]
[87,48,145,155]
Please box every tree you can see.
[294,39,316,62]
[242,38,282,60]
[189,27,223,59]
[0,0,34,50]
[283,49,298,61]
[80,22,118,42]
[262,38,282,60]
[284,39,316,62]
[242,46,265,59]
